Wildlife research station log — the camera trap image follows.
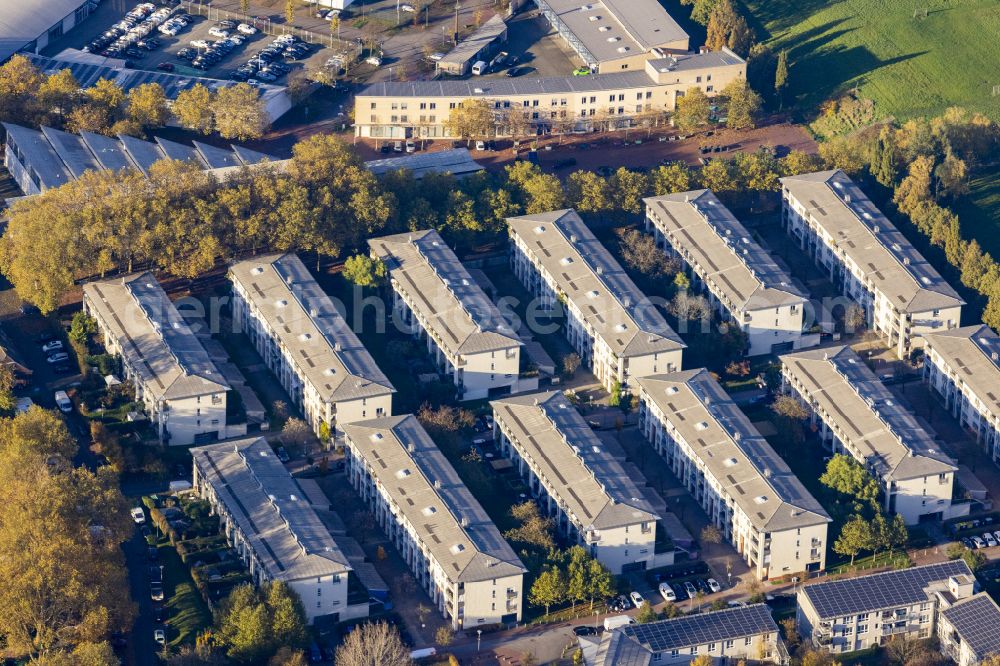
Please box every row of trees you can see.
[0,55,270,140]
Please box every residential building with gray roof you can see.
[781,346,966,525]
[342,415,526,629]
[923,324,1000,465]
[229,254,395,439]
[491,391,660,574]
[508,208,684,392]
[938,592,1000,666]
[645,190,811,356]
[83,272,241,446]
[370,229,527,401]
[781,170,963,359]
[578,604,782,665]
[796,560,975,654]
[192,437,362,623]
[636,369,830,580]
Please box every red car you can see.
[156,62,174,72]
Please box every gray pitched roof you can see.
[507,209,684,358]
[780,170,963,313]
[191,437,351,582]
[537,0,687,64]
[636,370,829,532]
[229,253,395,404]
[781,346,956,481]
[923,324,1000,419]
[341,415,526,584]
[83,273,229,401]
[438,13,506,67]
[0,0,89,61]
[491,391,658,530]
[645,190,806,312]
[359,70,658,98]
[802,560,972,619]
[369,230,522,357]
[622,604,777,652]
[941,593,1000,660]
[363,148,484,179]
[3,122,73,190]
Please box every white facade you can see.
[370,230,525,401]
[83,273,238,446]
[229,254,395,439]
[781,170,963,359]
[938,592,1000,666]
[492,391,660,574]
[636,371,829,580]
[645,191,810,357]
[507,209,684,393]
[342,416,526,630]
[781,346,964,526]
[191,438,357,624]
[923,325,1000,464]
[796,562,975,655]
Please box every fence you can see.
[180,1,361,61]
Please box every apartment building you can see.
[229,253,395,438]
[781,170,963,359]
[922,325,1000,463]
[369,230,525,401]
[354,49,745,139]
[579,604,782,666]
[645,190,811,356]
[636,370,830,580]
[491,391,660,574]
[796,560,974,654]
[535,0,689,73]
[508,209,685,392]
[83,273,239,446]
[781,346,964,525]
[341,415,526,629]
[191,437,360,623]
[938,592,1000,666]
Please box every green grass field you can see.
[954,173,1000,258]
[741,0,1000,121]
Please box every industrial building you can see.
[0,1,95,64]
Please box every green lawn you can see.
[160,542,212,647]
[742,0,1000,121]
[953,169,1000,258]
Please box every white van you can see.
[54,390,72,413]
[603,614,635,632]
[471,60,488,75]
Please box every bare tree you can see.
[334,622,412,666]
[281,417,316,454]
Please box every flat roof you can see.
[229,253,395,404]
[537,0,687,65]
[3,122,273,191]
[359,69,657,98]
[364,148,484,179]
[647,48,744,74]
[802,560,971,619]
[941,593,1000,660]
[924,324,1000,419]
[622,604,777,652]
[781,170,963,314]
[636,370,829,533]
[439,14,506,67]
[507,209,684,359]
[83,273,229,401]
[342,415,526,584]
[781,346,956,481]
[370,230,521,358]
[645,190,807,312]
[0,0,89,61]
[491,391,658,531]
[192,437,351,582]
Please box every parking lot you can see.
[476,12,581,80]
[51,1,343,88]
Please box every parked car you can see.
[393,141,403,153]
[658,582,677,602]
[629,591,645,607]
[156,62,174,72]
[46,352,69,364]
[475,140,486,151]
[573,66,591,76]
[985,533,998,548]
[707,578,721,593]
[684,581,697,598]
[42,339,64,353]
[237,23,258,35]
[401,3,416,11]
[405,139,416,153]
[52,363,73,376]
[54,390,72,413]
[149,566,163,583]
[130,507,146,524]
[150,584,164,601]
[506,66,528,77]
[428,52,445,61]
[154,629,165,645]
[309,642,323,663]
[971,536,985,549]
[573,625,597,636]
[276,446,290,463]
[366,55,383,66]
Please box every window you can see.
[420,102,427,110]
[707,85,714,92]
[430,102,436,109]
[709,643,716,652]
[696,76,702,83]
[858,624,868,634]
[745,637,752,646]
